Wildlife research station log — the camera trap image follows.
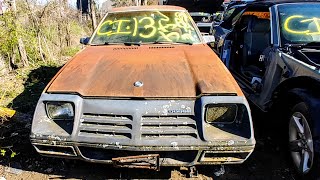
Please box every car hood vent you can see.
[113,47,139,50]
[149,46,175,49]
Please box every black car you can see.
[211,0,320,177]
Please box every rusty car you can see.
[30,5,255,171]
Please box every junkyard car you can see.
[211,0,320,176]
[190,12,213,34]
[30,5,255,170]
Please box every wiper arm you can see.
[92,42,141,46]
[286,42,320,49]
[150,41,193,45]
[175,41,193,45]
[91,42,122,46]
[124,42,141,46]
[151,41,172,44]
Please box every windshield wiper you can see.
[91,42,122,46]
[304,41,320,47]
[150,41,193,45]
[124,42,141,46]
[285,42,320,49]
[91,42,141,46]
[175,41,193,45]
[151,41,172,44]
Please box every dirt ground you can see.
[0,66,309,180]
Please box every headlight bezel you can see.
[205,104,238,124]
[45,101,75,120]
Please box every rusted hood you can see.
[47,44,243,98]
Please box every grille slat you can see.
[140,128,197,134]
[141,116,198,139]
[79,131,132,139]
[79,114,132,139]
[81,118,131,126]
[83,114,132,121]
[80,126,131,133]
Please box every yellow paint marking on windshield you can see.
[159,31,173,42]
[181,30,194,41]
[116,19,132,35]
[96,12,196,41]
[301,17,320,35]
[284,15,320,35]
[160,31,180,41]
[97,20,113,35]
[139,17,157,38]
[97,19,132,36]
[157,11,171,32]
[284,15,309,34]
[133,17,138,36]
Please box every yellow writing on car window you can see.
[97,19,132,36]
[284,15,320,35]
[96,12,196,41]
[139,17,157,38]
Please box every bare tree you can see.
[90,0,97,31]
[9,0,29,67]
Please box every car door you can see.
[222,5,278,111]
[212,5,246,57]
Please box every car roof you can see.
[110,5,186,12]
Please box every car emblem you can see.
[134,81,143,87]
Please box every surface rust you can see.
[47,44,243,98]
[112,154,160,171]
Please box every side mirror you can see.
[203,35,215,44]
[80,37,90,45]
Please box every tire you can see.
[288,102,319,178]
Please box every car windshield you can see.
[90,10,201,45]
[278,3,320,45]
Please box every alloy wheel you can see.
[288,112,314,174]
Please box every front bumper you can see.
[31,94,255,166]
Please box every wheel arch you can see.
[271,76,320,151]
[272,76,320,101]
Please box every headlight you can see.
[205,104,237,124]
[46,102,74,120]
